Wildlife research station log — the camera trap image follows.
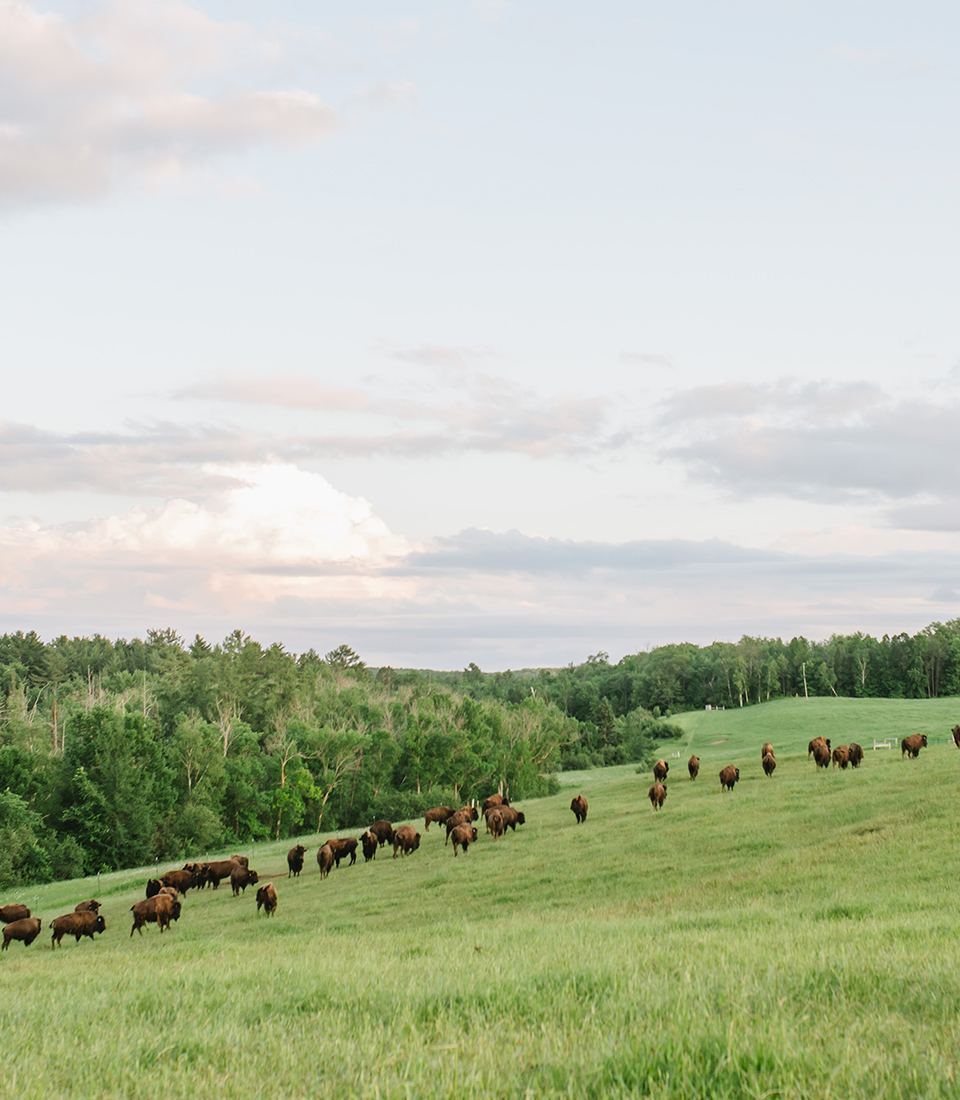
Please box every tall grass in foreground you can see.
[2,697,960,1098]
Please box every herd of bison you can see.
[3,725,958,955]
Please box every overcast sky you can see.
[1,0,959,668]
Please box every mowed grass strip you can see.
[2,697,960,1099]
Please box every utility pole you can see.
[802,662,809,699]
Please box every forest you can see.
[1,619,958,889]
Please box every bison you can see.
[688,755,700,780]
[450,824,478,856]
[361,830,378,862]
[317,844,334,879]
[324,838,358,868]
[648,782,667,810]
[848,742,864,768]
[761,742,774,760]
[392,825,421,858]
[653,759,669,782]
[832,745,851,770]
[570,794,588,824]
[496,806,525,832]
[369,821,394,848]
[953,725,960,749]
[51,911,105,948]
[813,743,831,769]
[762,753,776,777]
[446,807,479,844]
[256,883,278,916]
[808,736,831,758]
[424,806,455,831]
[486,808,505,840]
[204,859,241,889]
[481,795,508,813]
[130,895,180,937]
[74,899,101,914]
[2,917,41,950]
[230,865,259,896]
[160,868,197,895]
[0,904,31,924]
[145,879,163,898]
[719,765,740,792]
[287,844,305,877]
[901,733,927,759]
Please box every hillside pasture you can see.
[2,698,960,1098]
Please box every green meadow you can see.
[2,696,960,1099]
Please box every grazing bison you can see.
[761,742,774,760]
[648,782,667,810]
[688,755,700,780]
[901,733,928,759]
[424,806,455,831]
[74,899,101,914]
[719,765,740,792]
[653,759,669,783]
[361,831,378,862]
[481,795,508,813]
[570,794,588,824]
[369,821,394,848]
[447,807,480,844]
[204,859,241,889]
[325,838,358,868]
[161,869,197,895]
[450,824,478,856]
[317,845,334,879]
[51,911,105,948]
[813,743,831,769]
[832,745,851,770]
[256,883,278,916]
[130,895,179,937]
[392,825,421,858]
[496,806,525,832]
[287,844,305,877]
[808,737,831,758]
[0,904,30,924]
[848,743,864,768]
[2,917,41,950]
[230,866,259,896]
[762,752,776,777]
[953,725,960,749]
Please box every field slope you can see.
[2,697,960,1099]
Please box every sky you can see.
[1,0,959,668]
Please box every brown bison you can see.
[761,742,774,760]
[653,759,669,782]
[719,765,740,792]
[158,886,179,902]
[952,725,960,749]
[145,879,163,898]
[648,782,667,810]
[204,859,241,889]
[130,895,180,937]
[848,743,864,768]
[230,865,259,896]
[496,806,525,832]
[74,899,101,914]
[832,745,851,769]
[446,807,480,844]
[570,794,588,823]
[762,752,776,777]
[317,844,334,879]
[256,883,278,916]
[486,808,506,840]
[393,825,421,858]
[808,736,831,758]
[2,917,41,950]
[369,821,394,847]
[361,830,378,862]
[450,824,478,856]
[51,911,105,947]
[813,743,831,768]
[901,733,927,759]
[287,844,306,877]
[481,794,508,813]
[161,868,197,895]
[424,806,455,831]
[231,855,249,868]
[688,755,700,780]
[0,904,31,924]
[325,838,358,868]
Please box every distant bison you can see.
[953,725,960,749]
[901,733,927,759]
[74,899,101,914]
[317,845,334,879]
[762,752,776,777]
[653,759,669,782]
[761,742,773,760]
[230,865,259,896]
[808,736,831,758]
[481,795,508,813]
[2,917,41,950]
[256,883,278,916]
[570,794,588,824]
[51,911,105,948]
[832,745,851,770]
[688,755,700,780]
[848,743,864,768]
[486,809,506,840]
[447,807,480,844]
[648,782,667,810]
[496,806,525,833]
[424,806,455,831]
[130,895,179,937]
[813,743,831,769]
[360,831,378,862]
[0,904,30,924]
[719,765,740,792]
[392,826,421,858]
[450,824,478,856]
[204,860,241,890]
[160,869,197,895]
[325,838,358,868]
[369,821,394,848]
[287,844,305,877]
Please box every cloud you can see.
[176,377,373,413]
[0,0,338,206]
[471,0,508,25]
[620,352,674,370]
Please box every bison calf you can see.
[256,883,278,916]
[570,794,588,824]
[2,917,41,950]
[648,782,667,810]
[51,911,105,948]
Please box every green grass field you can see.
[2,697,960,1099]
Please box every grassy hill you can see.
[2,697,960,1099]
